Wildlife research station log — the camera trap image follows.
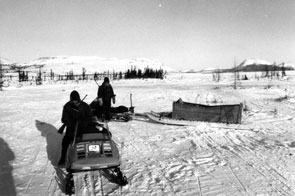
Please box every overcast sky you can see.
[0,0,294,70]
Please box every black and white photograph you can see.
[0,0,295,195]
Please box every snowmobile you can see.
[63,117,128,195]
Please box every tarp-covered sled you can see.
[147,98,243,125]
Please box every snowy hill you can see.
[19,56,175,74]
[0,57,13,65]
[200,67,217,73]
[181,69,200,73]
[236,59,294,72]
[238,59,273,68]
[284,62,295,69]
[0,58,14,72]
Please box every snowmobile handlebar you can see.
[81,94,87,101]
[94,78,100,87]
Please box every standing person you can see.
[57,90,92,166]
[97,77,116,121]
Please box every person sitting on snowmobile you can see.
[57,90,92,166]
[97,77,116,121]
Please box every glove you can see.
[98,98,103,106]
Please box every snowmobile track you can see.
[127,125,177,195]
[202,130,295,196]
[131,124,209,195]
[209,145,253,196]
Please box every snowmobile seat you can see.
[76,122,110,142]
[81,132,110,141]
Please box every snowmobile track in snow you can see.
[128,123,209,195]
[223,135,294,195]
[202,129,295,196]
[127,126,177,195]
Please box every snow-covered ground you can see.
[1,72,295,196]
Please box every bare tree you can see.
[281,62,286,77]
[0,59,3,91]
[36,67,42,85]
[82,67,86,80]
[234,59,238,89]
[264,65,269,78]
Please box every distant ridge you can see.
[1,57,294,73]
[235,59,294,72]
[200,59,295,73]
[0,57,13,65]
[1,56,176,74]
[238,59,272,67]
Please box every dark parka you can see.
[97,82,115,106]
[97,78,115,120]
[61,101,92,137]
[58,100,92,165]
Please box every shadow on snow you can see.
[35,120,67,193]
[0,137,16,196]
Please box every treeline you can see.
[2,66,166,85]
[0,63,3,90]
[125,67,165,79]
[18,70,29,82]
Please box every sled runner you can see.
[146,111,199,126]
[62,118,128,195]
